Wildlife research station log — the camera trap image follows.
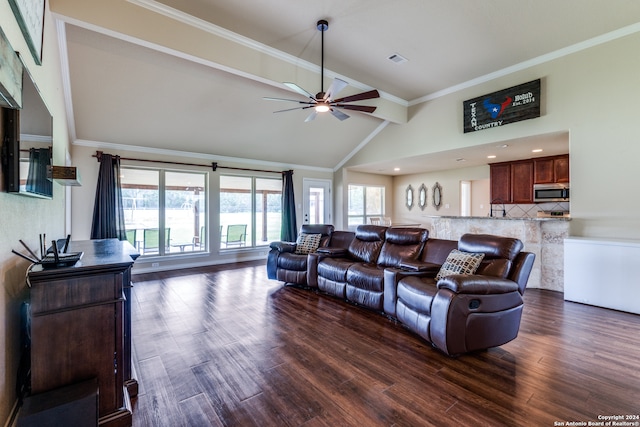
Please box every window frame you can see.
[347,184,386,228]
[219,173,282,250]
[120,166,208,257]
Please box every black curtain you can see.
[25,148,52,196]
[91,154,126,240]
[281,170,297,242]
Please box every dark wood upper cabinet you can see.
[554,155,570,183]
[490,163,511,203]
[534,154,569,184]
[492,154,568,204]
[511,160,534,203]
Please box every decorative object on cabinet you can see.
[8,0,45,65]
[418,183,427,210]
[432,182,443,210]
[405,185,414,210]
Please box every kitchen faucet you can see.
[490,198,507,217]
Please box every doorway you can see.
[302,179,332,225]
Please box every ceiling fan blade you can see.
[283,82,316,101]
[273,106,314,113]
[304,111,318,122]
[330,108,350,121]
[333,89,380,104]
[263,97,315,105]
[323,78,349,102]
[334,104,377,114]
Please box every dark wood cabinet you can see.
[28,239,138,427]
[492,154,569,204]
[511,160,534,203]
[490,163,511,203]
[490,160,533,203]
[554,155,569,183]
[534,154,569,184]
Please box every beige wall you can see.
[0,2,71,422]
[391,165,490,230]
[342,32,640,240]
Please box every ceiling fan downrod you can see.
[317,19,328,97]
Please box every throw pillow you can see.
[436,249,485,280]
[295,233,322,255]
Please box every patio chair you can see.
[194,225,206,249]
[125,229,137,249]
[143,228,171,254]
[225,224,247,247]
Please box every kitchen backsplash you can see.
[499,202,570,218]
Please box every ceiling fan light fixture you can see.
[315,102,330,113]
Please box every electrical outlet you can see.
[151,262,159,267]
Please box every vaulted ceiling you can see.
[51,0,640,173]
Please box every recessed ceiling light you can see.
[500,144,509,148]
[532,148,543,153]
[487,155,497,159]
[394,167,400,171]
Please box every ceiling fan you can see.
[264,19,380,122]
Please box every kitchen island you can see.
[424,215,570,291]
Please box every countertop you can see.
[427,215,571,221]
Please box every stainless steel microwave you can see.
[533,183,569,202]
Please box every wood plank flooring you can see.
[130,261,640,427]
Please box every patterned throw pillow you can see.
[435,249,485,280]
[294,233,322,255]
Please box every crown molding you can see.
[409,21,640,106]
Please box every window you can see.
[347,184,385,228]
[121,167,207,256]
[220,175,281,249]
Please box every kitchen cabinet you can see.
[28,239,138,427]
[492,154,569,204]
[534,154,569,184]
[490,163,511,203]
[490,160,534,203]
[511,160,534,203]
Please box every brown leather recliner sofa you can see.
[267,224,335,286]
[267,224,355,286]
[268,226,535,356]
[307,225,429,312]
[385,233,535,356]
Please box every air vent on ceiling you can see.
[388,53,408,64]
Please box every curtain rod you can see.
[92,151,290,175]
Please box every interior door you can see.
[302,179,331,225]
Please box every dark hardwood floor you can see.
[130,261,640,427]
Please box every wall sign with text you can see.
[463,79,540,133]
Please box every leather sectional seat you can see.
[390,233,535,355]
[266,224,335,286]
[310,225,428,311]
[268,225,535,356]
